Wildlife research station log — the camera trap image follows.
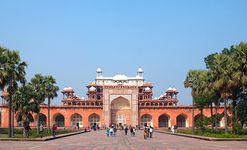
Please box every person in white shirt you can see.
[149,126,153,138]
[171,125,175,134]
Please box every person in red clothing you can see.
[52,124,57,137]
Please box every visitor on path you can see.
[93,124,97,131]
[109,126,114,136]
[76,123,80,130]
[171,125,175,134]
[124,126,128,135]
[106,127,110,137]
[144,127,148,139]
[133,127,136,136]
[24,124,31,138]
[52,124,57,137]
[113,126,117,136]
[130,127,133,136]
[40,124,44,138]
[149,126,153,138]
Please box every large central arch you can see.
[111,96,131,126]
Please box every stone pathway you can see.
[0,130,246,150]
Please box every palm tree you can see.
[184,70,204,134]
[228,42,247,133]
[0,47,9,91]
[44,75,59,133]
[0,47,27,137]
[231,43,247,92]
[30,74,46,135]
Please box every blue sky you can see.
[0,0,246,105]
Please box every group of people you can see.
[105,125,118,136]
[124,125,136,136]
[105,125,137,137]
[37,123,177,140]
[143,126,153,139]
[92,124,100,131]
[40,123,57,138]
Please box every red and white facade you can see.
[0,68,226,128]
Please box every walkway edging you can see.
[0,130,89,141]
[155,130,247,141]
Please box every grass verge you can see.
[160,128,247,138]
[0,128,79,138]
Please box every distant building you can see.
[0,68,226,128]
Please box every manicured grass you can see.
[0,128,79,138]
[175,128,247,138]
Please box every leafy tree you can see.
[12,84,39,137]
[204,52,236,133]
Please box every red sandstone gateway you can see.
[0,68,226,129]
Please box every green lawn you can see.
[174,128,247,138]
[0,128,79,138]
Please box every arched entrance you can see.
[176,114,187,127]
[88,113,100,128]
[39,113,47,127]
[158,114,170,128]
[111,97,130,126]
[141,114,153,127]
[53,113,65,127]
[71,113,83,128]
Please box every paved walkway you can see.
[0,130,246,150]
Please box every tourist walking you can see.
[133,127,136,136]
[106,127,110,137]
[76,123,80,130]
[144,127,148,139]
[113,126,117,136]
[40,124,44,138]
[130,127,133,136]
[24,124,31,138]
[149,126,153,138]
[124,126,128,135]
[109,126,114,136]
[171,125,175,134]
[52,124,57,137]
